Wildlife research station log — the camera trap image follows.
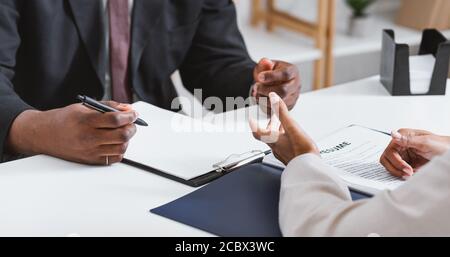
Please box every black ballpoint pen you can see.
[77,95,149,127]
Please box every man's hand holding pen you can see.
[7,101,139,165]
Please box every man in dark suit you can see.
[0,0,301,165]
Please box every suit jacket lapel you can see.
[68,0,106,86]
[130,0,165,76]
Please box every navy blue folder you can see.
[151,164,371,237]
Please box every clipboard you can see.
[151,163,372,237]
[121,101,271,188]
[122,150,272,187]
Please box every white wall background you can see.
[174,0,404,109]
[235,0,402,91]
[235,0,401,30]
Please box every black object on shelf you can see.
[380,29,450,96]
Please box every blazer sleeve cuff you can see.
[0,100,34,162]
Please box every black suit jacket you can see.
[0,0,256,160]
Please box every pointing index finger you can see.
[270,93,296,134]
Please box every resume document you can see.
[265,125,404,195]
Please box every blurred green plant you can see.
[346,0,376,17]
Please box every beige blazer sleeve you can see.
[279,151,450,237]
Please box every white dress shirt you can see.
[280,150,450,237]
[102,0,134,100]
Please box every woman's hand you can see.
[380,129,450,179]
[250,92,319,165]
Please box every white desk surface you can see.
[1,77,449,237]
